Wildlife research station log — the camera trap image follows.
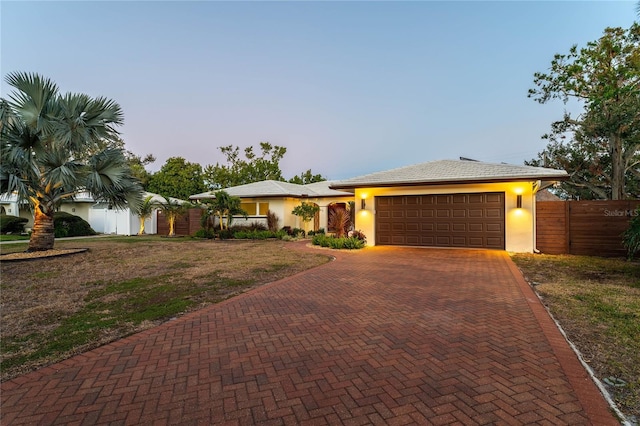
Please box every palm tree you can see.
[158,196,189,236]
[209,190,246,230]
[0,72,143,251]
[135,195,157,235]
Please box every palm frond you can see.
[4,72,58,134]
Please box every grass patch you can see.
[1,238,329,380]
[511,253,640,421]
[0,234,30,242]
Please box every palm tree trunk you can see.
[28,207,55,252]
[168,217,175,236]
[138,217,146,235]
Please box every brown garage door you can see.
[375,193,505,249]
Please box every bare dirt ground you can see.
[0,237,330,380]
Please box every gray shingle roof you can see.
[189,180,352,200]
[331,159,568,189]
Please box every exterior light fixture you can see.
[516,194,522,209]
[361,198,366,210]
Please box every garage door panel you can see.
[421,223,435,231]
[452,223,466,232]
[487,237,503,246]
[406,209,419,218]
[468,223,483,232]
[436,223,450,231]
[486,208,502,218]
[376,193,504,249]
[453,209,466,218]
[406,222,419,232]
[468,237,484,246]
[486,193,503,203]
[436,236,452,245]
[486,223,502,232]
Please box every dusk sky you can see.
[1,1,636,180]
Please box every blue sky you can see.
[1,1,637,180]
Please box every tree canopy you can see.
[203,142,286,190]
[288,169,326,185]
[147,156,206,200]
[0,72,143,251]
[528,24,640,200]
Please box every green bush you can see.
[216,229,235,240]
[622,208,640,260]
[0,215,28,234]
[53,212,97,238]
[311,234,365,250]
[234,229,286,240]
[194,229,215,239]
[308,228,326,237]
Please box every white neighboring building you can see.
[1,191,166,236]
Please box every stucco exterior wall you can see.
[354,181,537,253]
[58,203,93,223]
[232,197,353,232]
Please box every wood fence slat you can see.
[537,200,639,257]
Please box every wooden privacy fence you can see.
[156,208,203,236]
[536,200,640,257]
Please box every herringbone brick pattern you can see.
[1,245,617,425]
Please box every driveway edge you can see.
[502,252,621,425]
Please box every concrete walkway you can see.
[1,245,617,425]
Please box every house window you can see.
[258,202,270,215]
[241,202,257,215]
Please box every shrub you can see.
[622,207,640,260]
[53,212,97,238]
[193,229,215,239]
[233,229,287,240]
[311,234,365,250]
[328,208,350,237]
[349,229,367,242]
[266,210,280,232]
[308,228,325,237]
[292,228,305,238]
[216,229,235,240]
[0,215,28,234]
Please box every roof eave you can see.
[331,175,569,190]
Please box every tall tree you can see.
[288,169,326,185]
[0,72,143,251]
[528,24,640,200]
[147,157,206,200]
[203,142,286,189]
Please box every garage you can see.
[375,192,505,249]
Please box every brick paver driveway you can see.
[1,245,617,425]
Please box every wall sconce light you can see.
[516,194,522,209]
[361,198,366,210]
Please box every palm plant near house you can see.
[328,207,350,238]
[0,72,143,251]
[210,190,247,230]
[158,196,189,237]
[135,195,156,235]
